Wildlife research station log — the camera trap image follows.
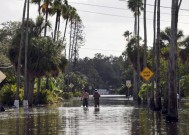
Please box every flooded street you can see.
[0,95,189,135]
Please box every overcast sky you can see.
[1,0,189,58]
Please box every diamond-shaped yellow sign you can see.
[140,67,154,81]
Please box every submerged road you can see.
[0,95,189,135]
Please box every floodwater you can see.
[0,95,189,135]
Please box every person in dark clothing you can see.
[81,90,89,107]
[93,89,100,107]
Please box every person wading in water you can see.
[81,90,89,108]
[93,89,100,108]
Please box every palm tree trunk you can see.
[38,1,41,16]
[44,1,49,37]
[67,21,73,88]
[71,21,77,62]
[155,0,162,111]
[63,18,69,56]
[24,0,30,103]
[44,1,49,89]
[167,0,180,122]
[54,11,61,41]
[14,0,27,107]
[143,0,147,68]
[36,78,41,105]
[150,0,157,110]
[28,74,35,107]
[137,1,141,104]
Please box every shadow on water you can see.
[0,96,189,134]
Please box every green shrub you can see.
[73,90,82,97]
[62,92,73,100]
[0,84,24,105]
[33,90,58,104]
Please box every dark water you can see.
[0,95,189,135]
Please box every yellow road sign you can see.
[140,67,154,81]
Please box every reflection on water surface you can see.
[0,96,189,135]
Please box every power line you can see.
[69,1,189,16]
[77,10,189,25]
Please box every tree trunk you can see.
[54,11,60,41]
[36,78,41,105]
[28,74,35,106]
[150,0,157,110]
[24,0,30,101]
[167,0,180,122]
[63,18,69,56]
[155,0,162,111]
[133,70,138,101]
[143,0,147,68]
[137,1,141,104]
[15,0,27,101]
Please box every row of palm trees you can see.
[124,0,183,122]
[14,0,84,107]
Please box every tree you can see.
[31,0,42,15]
[51,0,63,41]
[14,0,27,107]
[167,0,182,122]
[143,0,147,68]
[127,0,143,104]
[155,0,161,111]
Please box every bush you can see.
[62,92,73,100]
[33,89,58,104]
[0,84,24,105]
[73,90,82,97]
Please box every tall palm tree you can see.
[167,0,182,122]
[143,0,147,68]
[155,0,161,111]
[160,27,183,113]
[14,0,27,108]
[41,0,53,36]
[23,0,30,107]
[51,0,62,41]
[127,0,143,104]
[62,1,70,43]
[150,0,157,110]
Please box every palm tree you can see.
[31,0,42,15]
[51,0,63,41]
[143,0,147,68]
[41,0,53,36]
[127,0,143,104]
[150,0,157,110]
[167,0,182,122]
[14,0,27,108]
[62,1,70,43]
[23,0,30,107]
[155,0,161,111]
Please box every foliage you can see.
[138,83,152,99]
[33,89,58,104]
[0,85,24,105]
[62,92,73,100]
[73,90,82,97]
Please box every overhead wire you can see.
[69,1,189,16]
[77,10,189,25]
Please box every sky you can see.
[1,0,189,58]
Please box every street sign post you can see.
[126,80,131,100]
[140,67,154,81]
[0,71,6,83]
